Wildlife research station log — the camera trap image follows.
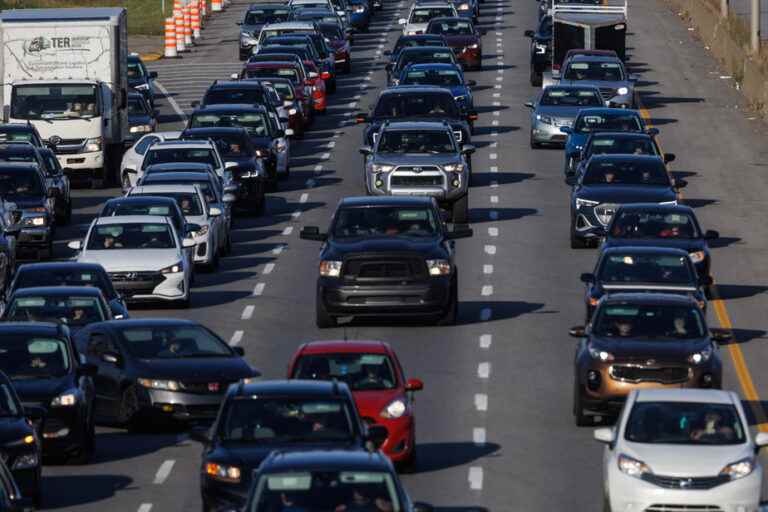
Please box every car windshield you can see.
[6,295,106,327]
[410,7,455,23]
[103,201,176,219]
[0,384,20,417]
[0,336,70,379]
[0,131,35,144]
[0,170,43,198]
[394,37,446,54]
[610,211,700,239]
[221,398,354,442]
[245,8,290,24]
[294,353,397,390]
[252,471,401,512]
[127,62,145,79]
[128,97,150,116]
[625,402,746,445]
[588,137,658,156]
[582,160,670,186]
[397,49,454,69]
[86,223,176,250]
[428,19,472,35]
[190,111,270,137]
[11,84,100,120]
[593,304,706,339]
[320,25,343,39]
[260,46,311,60]
[116,324,232,359]
[0,149,35,164]
[374,93,458,118]
[403,69,462,86]
[246,66,301,83]
[13,267,115,299]
[540,89,602,107]
[269,81,296,100]
[142,148,217,170]
[574,113,642,134]
[377,130,454,154]
[598,253,695,285]
[564,61,624,81]
[204,88,265,105]
[333,206,440,238]
[132,191,203,216]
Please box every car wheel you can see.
[118,386,139,426]
[573,383,590,427]
[451,194,469,224]
[570,217,587,249]
[206,250,219,273]
[530,68,543,87]
[437,277,458,326]
[315,286,337,328]
[530,131,541,149]
[225,233,233,255]
[68,411,95,465]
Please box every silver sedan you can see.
[524,85,604,148]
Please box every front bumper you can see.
[365,415,415,462]
[201,475,251,510]
[572,208,608,241]
[140,388,226,421]
[57,150,103,173]
[531,120,570,144]
[366,169,467,203]
[110,270,188,302]
[40,406,88,456]
[193,234,215,265]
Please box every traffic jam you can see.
[0,0,763,510]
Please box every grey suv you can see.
[558,54,637,109]
[359,121,474,223]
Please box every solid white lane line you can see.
[138,504,153,512]
[282,226,293,236]
[299,193,309,203]
[253,283,266,296]
[481,285,493,296]
[488,227,498,237]
[474,394,488,411]
[473,427,486,446]
[230,331,244,346]
[241,305,255,320]
[483,264,494,275]
[479,334,492,348]
[263,263,275,275]
[484,245,496,255]
[480,308,492,321]
[154,460,175,484]
[478,362,491,379]
[468,467,484,490]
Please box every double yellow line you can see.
[638,104,768,431]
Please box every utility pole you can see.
[751,0,760,53]
[721,0,728,17]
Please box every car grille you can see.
[52,139,86,155]
[594,203,619,226]
[641,474,730,491]
[609,365,691,384]
[343,253,427,283]
[645,506,723,512]
[179,380,237,395]
[599,87,618,98]
[109,271,164,297]
[391,175,444,187]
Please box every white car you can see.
[596,388,768,512]
[399,3,457,35]
[120,131,181,191]
[68,216,194,307]
[127,184,228,270]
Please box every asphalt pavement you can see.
[38,0,768,510]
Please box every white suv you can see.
[399,3,457,35]
[596,388,768,512]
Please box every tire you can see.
[315,286,337,328]
[573,383,590,427]
[117,386,139,426]
[530,131,541,149]
[67,412,95,465]
[451,194,469,224]
[436,277,458,326]
[570,217,587,249]
[530,68,543,87]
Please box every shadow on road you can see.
[411,442,500,474]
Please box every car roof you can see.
[262,449,389,473]
[615,203,695,215]
[246,60,301,69]
[383,120,449,130]
[0,321,62,335]
[148,131,182,140]
[0,163,40,172]
[600,246,691,258]
[193,103,269,113]
[588,154,664,164]
[382,86,453,95]
[635,389,736,405]
[248,2,289,9]
[299,340,390,354]
[96,318,202,331]
[339,196,434,207]
[105,195,179,205]
[232,379,351,397]
[132,184,200,194]
[428,16,469,23]
[12,286,104,297]
[405,62,461,70]
[16,262,106,273]
[400,45,452,53]
[569,54,622,64]
[603,292,697,306]
[145,162,213,171]
[94,215,172,225]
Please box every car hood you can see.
[79,249,181,272]
[133,357,255,381]
[576,185,676,204]
[374,153,461,166]
[328,236,446,259]
[621,441,752,478]
[443,35,479,47]
[352,388,404,418]
[603,237,706,254]
[128,114,153,125]
[590,336,710,362]
[535,105,584,120]
[405,23,429,32]
[209,439,359,474]
[12,375,72,403]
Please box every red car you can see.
[287,340,423,467]
[243,60,314,128]
[426,17,484,71]
[303,60,329,114]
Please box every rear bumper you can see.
[319,276,452,316]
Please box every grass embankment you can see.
[0,0,177,35]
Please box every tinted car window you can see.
[0,383,19,416]
[14,267,115,299]
[610,211,700,239]
[574,113,642,133]
[189,112,270,137]
[378,130,454,153]
[427,19,473,35]
[540,88,602,107]
[589,137,657,156]
[87,223,176,250]
[134,136,159,155]
[245,8,290,24]
[374,93,458,117]
[403,69,462,86]
[204,88,266,105]
[246,67,300,83]
[397,49,454,68]
[410,7,455,23]
[115,325,232,359]
[333,206,439,238]
[143,148,217,169]
[593,303,705,339]
[7,295,106,326]
[582,160,669,186]
[0,170,43,198]
[564,61,624,81]
[598,253,694,284]
[128,97,150,115]
[294,353,397,390]
[0,335,71,378]
[625,402,745,445]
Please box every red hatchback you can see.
[287,340,423,467]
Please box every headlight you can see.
[689,251,705,263]
[22,215,46,227]
[658,200,678,206]
[134,83,150,91]
[255,148,268,158]
[371,164,394,173]
[353,5,365,12]
[51,391,78,407]
[444,163,465,172]
[426,259,451,276]
[467,43,479,49]
[12,453,38,470]
[130,124,152,134]
[288,108,298,115]
[206,462,241,483]
[138,378,180,391]
[618,454,652,478]
[720,457,754,480]
[575,198,599,209]
[457,2,470,9]
[240,34,257,45]
[536,114,554,125]
[588,346,614,362]
[617,87,629,96]
[319,260,342,277]
[193,225,209,238]
[160,261,183,274]
[85,137,102,152]
[6,435,35,447]
[688,347,712,364]
[380,398,407,419]
[535,43,546,54]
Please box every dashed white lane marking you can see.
[497,69,504,74]
[490,141,498,148]
[492,119,500,125]
[491,166,498,173]
[473,427,487,446]
[478,362,491,379]
[480,334,492,348]
[314,164,323,173]
[327,141,336,149]
[291,210,301,219]
[299,193,309,203]
[272,244,285,255]
[263,263,275,275]
[493,92,501,98]
[489,153,497,160]
[230,330,244,346]
[488,227,498,237]
[469,467,484,490]
[480,308,492,321]
[495,31,502,35]
[493,111,500,117]
[481,285,493,296]
[241,305,255,320]
[493,101,501,106]
[154,460,175,484]
[138,504,153,512]
[490,195,498,203]
[495,76,503,82]
[484,244,496,255]
[253,282,266,296]
[491,131,499,137]
[474,393,488,411]
[321,152,331,160]
[493,85,502,90]
[282,226,293,235]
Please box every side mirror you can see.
[190,425,211,444]
[224,161,239,170]
[560,126,572,134]
[663,153,676,163]
[466,80,477,87]
[366,424,388,448]
[101,351,121,366]
[300,226,328,241]
[182,238,196,248]
[359,145,372,155]
[149,71,158,79]
[233,346,245,356]
[710,328,732,343]
[67,240,82,251]
[355,113,369,124]
[77,363,98,377]
[284,128,294,136]
[524,101,535,109]
[704,229,720,240]
[405,378,423,391]
[446,224,473,239]
[594,427,614,444]
[646,127,660,136]
[209,206,223,217]
[398,18,407,24]
[580,273,594,284]
[674,178,687,189]
[524,29,535,38]
[569,326,586,337]
[222,193,236,204]
[461,144,475,155]
[23,405,46,420]
[755,432,768,452]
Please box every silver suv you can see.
[359,121,474,222]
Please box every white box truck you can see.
[0,8,129,188]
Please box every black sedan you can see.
[9,262,129,320]
[74,319,259,426]
[603,203,720,286]
[524,14,552,86]
[580,246,708,323]
[0,371,42,506]
[573,131,675,181]
[127,92,157,144]
[570,155,685,248]
[385,34,448,66]
[300,196,472,327]
[0,323,97,465]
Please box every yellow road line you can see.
[638,102,768,431]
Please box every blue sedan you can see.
[396,62,476,110]
[348,0,370,31]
